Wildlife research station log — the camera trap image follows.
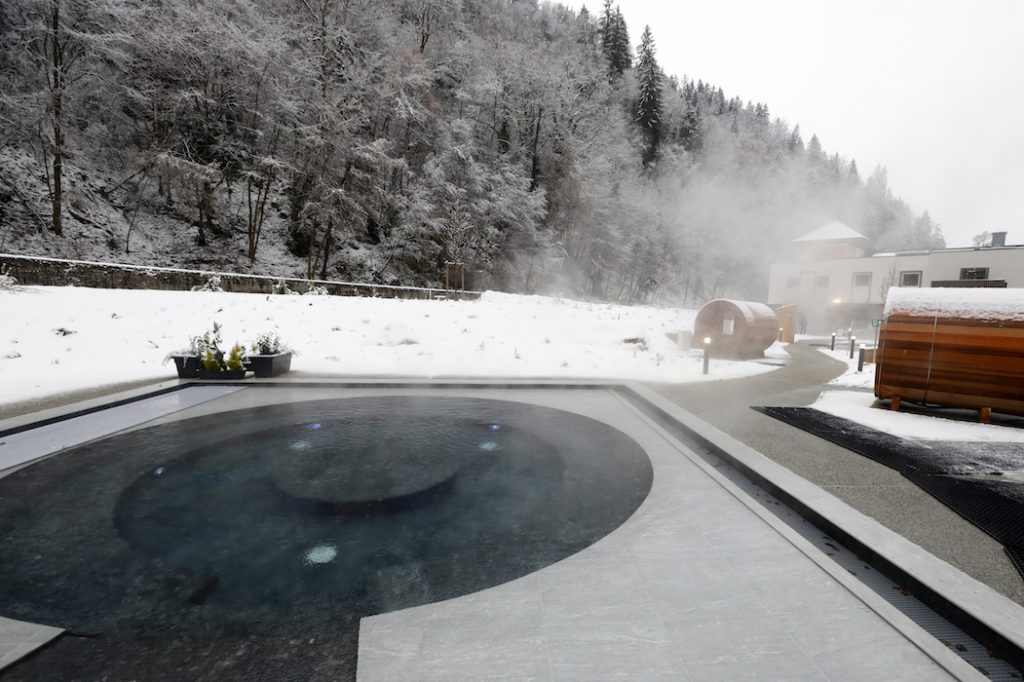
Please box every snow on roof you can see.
[792,221,868,243]
[884,287,1024,322]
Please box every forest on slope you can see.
[0,0,944,303]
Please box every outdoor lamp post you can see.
[830,332,836,351]
[703,336,711,375]
[857,344,866,372]
[849,335,857,359]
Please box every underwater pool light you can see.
[307,422,323,431]
[153,466,166,477]
[487,423,502,432]
[304,544,337,565]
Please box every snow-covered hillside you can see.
[0,286,782,406]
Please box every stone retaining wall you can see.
[0,254,481,300]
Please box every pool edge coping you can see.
[620,382,1024,675]
[611,388,985,681]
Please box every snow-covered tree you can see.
[598,1,630,77]
[634,25,662,167]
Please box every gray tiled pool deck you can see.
[0,383,1018,680]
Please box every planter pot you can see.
[196,369,248,380]
[172,355,200,379]
[246,351,293,378]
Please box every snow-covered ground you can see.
[812,390,1024,443]
[811,340,1024,442]
[817,345,876,390]
[0,286,783,406]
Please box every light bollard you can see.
[830,333,836,351]
[849,335,857,359]
[778,327,783,342]
[857,344,866,372]
[702,336,711,375]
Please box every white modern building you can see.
[768,222,1024,334]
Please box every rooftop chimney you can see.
[991,231,1007,247]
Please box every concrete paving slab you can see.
[0,385,243,472]
[0,617,61,670]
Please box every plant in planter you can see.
[166,322,223,378]
[246,331,294,377]
[197,341,249,379]
[167,322,250,379]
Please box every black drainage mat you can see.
[752,406,934,472]
[1008,546,1024,579]
[902,471,1024,548]
[754,405,1024,581]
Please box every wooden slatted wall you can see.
[875,313,1024,417]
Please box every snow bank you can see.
[0,287,781,406]
[884,287,1024,322]
[817,346,876,390]
[812,390,1024,443]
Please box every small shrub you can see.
[272,278,296,295]
[191,274,224,292]
[225,343,246,371]
[304,283,329,295]
[623,336,649,352]
[0,266,17,290]
[251,331,288,355]
[202,349,221,372]
[190,322,223,356]
[165,321,223,365]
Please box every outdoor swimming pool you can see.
[0,394,653,679]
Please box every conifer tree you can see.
[610,8,631,74]
[847,159,860,185]
[807,134,824,163]
[598,1,630,77]
[787,125,804,153]
[634,25,662,166]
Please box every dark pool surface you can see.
[0,396,653,681]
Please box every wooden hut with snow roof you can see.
[874,287,1024,420]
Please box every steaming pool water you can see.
[0,395,653,678]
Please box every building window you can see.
[722,312,735,336]
[899,271,922,287]
[852,272,871,288]
[960,267,989,280]
[786,276,800,288]
[816,276,829,288]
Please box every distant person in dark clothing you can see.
[798,314,808,335]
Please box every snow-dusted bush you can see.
[0,266,17,290]
[191,325,245,372]
[303,282,329,296]
[191,274,224,292]
[272,278,297,295]
[165,321,223,363]
[251,331,290,355]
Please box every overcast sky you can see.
[567,0,1024,247]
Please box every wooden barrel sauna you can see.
[694,299,779,359]
[875,287,1024,418]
